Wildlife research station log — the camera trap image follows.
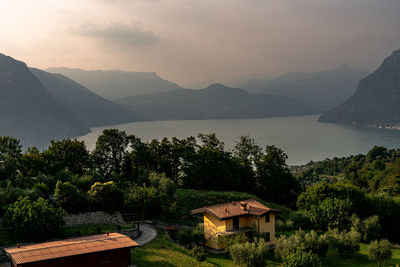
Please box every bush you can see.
[326,228,360,256]
[177,226,205,248]
[367,239,392,267]
[282,250,321,267]
[54,181,88,213]
[351,214,381,242]
[288,210,312,229]
[88,181,123,213]
[191,246,207,262]
[218,232,248,249]
[276,219,295,231]
[275,230,329,259]
[230,238,269,267]
[4,196,65,241]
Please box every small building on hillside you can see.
[4,233,138,267]
[191,199,280,250]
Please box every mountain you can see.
[46,67,181,100]
[239,65,369,111]
[117,83,319,121]
[0,54,89,147]
[319,49,400,128]
[30,68,139,127]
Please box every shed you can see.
[4,233,138,267]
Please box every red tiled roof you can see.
[4,233,138,265]
[191,199,280,220]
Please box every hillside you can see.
[46,67,181,100]
[30,68,139,127]
[240,65,369,111]
[319,49,400,128]
[117,83,319,121]
[0,54,89,147]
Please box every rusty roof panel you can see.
[191,199,280,220]
[4,233,138,265]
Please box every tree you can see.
[20,147,45,177]
[297,183,368,218]
[4,196,65,241]
[229,238,269,267]
[88,181,123,213]
[308,198,352,230]
[0,136,22,181]
[367,239,392,267]
[44,139,89,175]
[326,228,360,256]
[255,145,299,206]
[181,134,238,191]
[92,129,130,176]
[54,181,88,213]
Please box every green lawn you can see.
[322,243,400,267]
[131,234,400,267]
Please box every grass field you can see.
[131,234,400,267]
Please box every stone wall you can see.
[64,212,125,226]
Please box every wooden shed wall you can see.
[15,248,131,267]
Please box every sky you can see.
[1,0,400,86]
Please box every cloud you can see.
[71,21,159,47]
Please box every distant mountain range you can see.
[319,49,400,129]
[30,68,139,127]
[117,83,319,121]
[46,67,181,100]
[239,65,369,111]
[0,54,89,147]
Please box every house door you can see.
[233,217,239,230]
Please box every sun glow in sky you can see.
[1,0,400,85]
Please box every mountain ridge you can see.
[239,65,370,111]
[319,49,400,128]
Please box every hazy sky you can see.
[1,0,399,86]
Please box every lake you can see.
[79,115,400,165]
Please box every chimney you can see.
[225,208,228,213]
[107,232,110,236]
[240,202,247,211]
[17,243,20,248]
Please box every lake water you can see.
[79,115,400,165]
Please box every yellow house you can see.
[191,199,279,250]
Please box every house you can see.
[191,199,280,250]
[4,233,138,267]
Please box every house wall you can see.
[204,213,226,249]
[248,213,276,244]
[203,212,277,249]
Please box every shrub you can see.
[191,246,207,262]
[274,230,328,259]
[367,239,392,267]
[88,181,124,213]
[282,250,321,267]
[277,219,295,231]
[288,210,312,229]
[351,214,381,242]
[54,181,88,213]
[177,226,205,248]
[230,238,269,267]
[326,228,360,256]
[4,196,65,241]
[218,232,248,249]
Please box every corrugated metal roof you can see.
[191,199,280,220]
[4,233,138,265]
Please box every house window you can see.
[264,232,270,242]
[265,213,270,223]
[233,217,239,230]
